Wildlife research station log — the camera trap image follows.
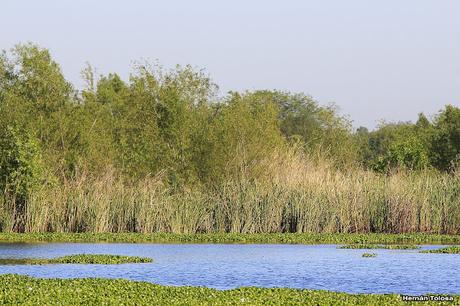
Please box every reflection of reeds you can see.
[1,148,459,234]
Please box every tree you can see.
[0,126,44,231]
[431,105,460,171]
[7,43,73,113]
[0,43,83,175]
[204,92,284,183]
[363,122,431,172]
[242,90,358,166]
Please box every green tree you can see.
[0,126,44,231]
[364,122,431,172]
[431,105,460,171]
[244,90,357,166]
[205,92,284,183]
[0,43,82,175]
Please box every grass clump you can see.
[0,254,152,265]
[420,246,460,254]
[339,244,420,250]
[362,253,377,258]
[1,274,457,305]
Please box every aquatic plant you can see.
[1,274,454,306]
[420,246,460,254]
[0,233,459,245]
[362,253,377,258]
[0,254,152,265]
[0,258,49,265]
[339,244,420,250]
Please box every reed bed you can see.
[1,150,459,234]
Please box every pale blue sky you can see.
[2,0,460,128]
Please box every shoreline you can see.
[1,232,459,244]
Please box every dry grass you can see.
[1,149,459,234]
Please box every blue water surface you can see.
[0,243,458,295]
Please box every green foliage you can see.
[0,43,90,175]
[1,233,459,244]
[2,43,460,235]
[0,254,152,265]
[386,136,429,170]
[205,92,284,183]
[431,105,460,171]
[0,125,45,230]
[52,254,152,264]
[420,246,460,254]
[0,126,44,198]
[0,274,456,305]
[362,253,377,257]
[374,134,430,172]
[3,43,459,185]
[245,90,358,166]
[1,43,72,112]
[360,107,460,173]
[361,122,431,172]
[339,244,420,250]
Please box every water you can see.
[0,243,458,295]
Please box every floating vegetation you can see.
[0,254,152,265]
[420,246,460,254]
[0,258,49,265]
[339,244,420,250]
[1,274,452,305]
[362,253,377,258]
[0,233,458,245]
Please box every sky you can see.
[1,0,460,129]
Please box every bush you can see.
[0,126,44,231]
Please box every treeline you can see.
[357,109,460,172]
[0,44,459,234]
[0,44,355,189]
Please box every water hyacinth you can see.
[339,244,420,250]
[0,274,451,305]
[420,246,460,254]
[0,233,460,244]
[0,254,152,265]
[362,253,377,258]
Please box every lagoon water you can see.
[0,243,458,295]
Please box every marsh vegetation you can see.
[339,244,420,250]
[361,253,377,258]
[420,246,460,254]
[1,233,460,244]
[3,274,447,306]
[1,43,460,235]
[0,254,152,265]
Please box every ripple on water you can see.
[0,243,458,294]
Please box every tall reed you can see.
[1,149,459,234]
